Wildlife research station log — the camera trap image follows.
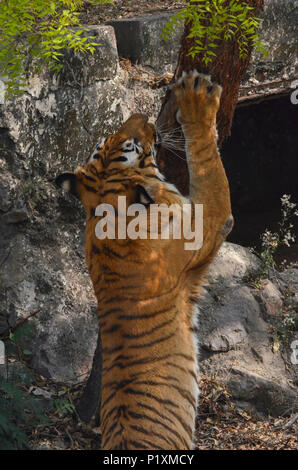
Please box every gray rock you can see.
[57,25,119,86]
[0,26,125,182]
[0,181,10,212]
[254,279,283,317]
[0,24,162,383]
[1,207,29,224]
[229,367,297,416]
[244,0,298,88]
[198,243,297,416]
[108,13,183,74]
[278,267,298,291]
[0,223,100,382]
[201,286,264,353]
[207,242,261,285]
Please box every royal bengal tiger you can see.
[56,71,233,450]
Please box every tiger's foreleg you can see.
[174,71,233,266]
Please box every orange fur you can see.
[56,72,233,450]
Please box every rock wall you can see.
[0,2,297,414]
[199,244,297,416]
[0,24,167,383]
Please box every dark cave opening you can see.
[222,94,298,265]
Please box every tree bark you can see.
[76,0,264,424]
[156,0,264,195]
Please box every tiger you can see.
[56,71,233,450]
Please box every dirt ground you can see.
[27,372,297,450]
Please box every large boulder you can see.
[199,243,297,416]
[0,26,124,182]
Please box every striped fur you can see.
[56,73,233,450]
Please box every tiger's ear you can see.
[55,172,78,198]
[135,185,155,206]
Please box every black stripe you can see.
[133,380,196,411]
[89,165,101,178]
[118,305,176,321]
[138,439,164,450]
[128,330,176,349]
[111,423,124,441]
[87,207,96,219]
[129,424,178,449]
[104,420,118,438]
[101,403,130,430]
[101,389,118,410]
[157,374,180,384]
[164,405,194,440]
[124,388,179,409]
[102,345,123,354]
[102,353,173,373]
[99,308,124,320]
[83,174,97,183]
[100,188,123,197]
[102,324,121,334]
[102,244,125,259]
[91,243,101,255]
[112,156,128,162]
[167,189,180,195]
[108,149,122,157]
[92,153,104,164]
[136,402,176,427]
[173,352,195,361]
[122,317,173,339]
[102,353,134,374]
[82,182,97,193]
[127,440,150,450]
[107,178,129,183]
[127,410,186,447]
[103,295,128,304]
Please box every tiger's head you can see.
[55,113,162,212]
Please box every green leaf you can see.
[22,349,32,356]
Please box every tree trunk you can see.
[157,0,264,195]
[76,328,102,425]
[76,0,264,424]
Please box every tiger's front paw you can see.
[174,71,222,128]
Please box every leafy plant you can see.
[258,195,298,278]
[0,317,50,449]
[276,310,297,344]
[0,369,50,450]
[52,397,75,416]
[162,0,267,65]
[0,0,114,95]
